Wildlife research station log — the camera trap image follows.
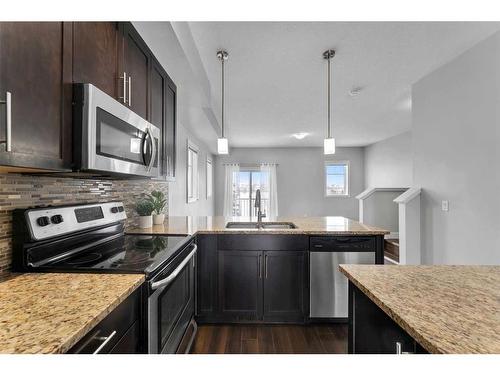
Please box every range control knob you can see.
[36,216,50,227]
[117,206,124,212]
[51,214,64,224]
[111,206,119,214]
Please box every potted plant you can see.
[148,190,167,225]
[135,199,154,228]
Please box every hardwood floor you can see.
[190,324,348,354]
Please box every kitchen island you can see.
[128,216,389,324]
[340,265,500,354]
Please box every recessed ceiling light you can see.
[292,132,309,140]
[348,86,363,97]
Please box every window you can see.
[325,161,349,196]
[232,169,270,220]
[206,158,213,199]
[187,141,199,203]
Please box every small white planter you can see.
[153,213,165,225]
[138,215,153,228]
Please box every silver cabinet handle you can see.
[395,341,413,354]
[0,91,12,152]
[265,254,268,278]
[119,72,127,104]
[128,76,132,107]
[258,254,262,279]
[151,245,197,290]
[92,330,117,354]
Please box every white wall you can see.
[412,31,500,265]
[214,147,364,219]
[364,131,413,189]
[169,122,215,216]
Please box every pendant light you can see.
[217,50,229,154]
[323,49,336,155]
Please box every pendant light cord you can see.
[327,53,331,139]
[221,56,225,138]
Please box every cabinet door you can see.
[150,59,176,180]
[73,22,121,99]
[121,23,149,119]
[196,235,218,319]
[263,251,307,322]
[218,250,263,321]
[164,77,176,180]
[0,22,72,171]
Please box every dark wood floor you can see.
[190,324,348,354]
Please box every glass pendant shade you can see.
[217,138,229,154]
[324,138,336,155]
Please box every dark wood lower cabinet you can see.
[197,234,309,324]
[68,288,143,354]
[263,251,307,322]
[348,282,428,354]
[218,250,263,321]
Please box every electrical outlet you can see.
[441,200,449,212]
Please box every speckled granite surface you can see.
[0,273,144,354]
[339,265,500,354]
[126,216,389,235]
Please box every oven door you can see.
[79,83,160,178]
[148,244,197,354]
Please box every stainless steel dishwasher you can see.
[310,236,376,318]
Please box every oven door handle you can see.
[150,244,197,290]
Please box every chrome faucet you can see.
[255,189,266,228]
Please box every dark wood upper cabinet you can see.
[72,22,121,99]
[0,21,176,176]
[263,251,307,322]
[218,250,263,321]
[0,22,72,171]
[151,58,177,180]
[121,23,149,120]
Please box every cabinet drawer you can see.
[109,320,141,354]
[218,234,308,251]
[310,236,376,252]
[68,288,141,354]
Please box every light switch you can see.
[441,200,449,212]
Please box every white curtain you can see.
[260,163,279,218]
[223,164,240,217]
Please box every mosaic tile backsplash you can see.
[0,173,169,275]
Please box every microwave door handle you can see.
[147,128,157,173]
[150,245,197,290]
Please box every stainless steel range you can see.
[12,201,197,354]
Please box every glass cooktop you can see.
[47,234,191,275]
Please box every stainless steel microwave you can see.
[73,83,160,178]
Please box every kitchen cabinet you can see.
[196,235,218,318]
[150,58,177,180]
[196,234,309,323]
[0,21,177,177]
[68,287,144,354]
[0,22,73,171]
[121,22,149,120]
[348,282,428,354]
[218,250,263,321]
[72,22,121,99]
[263,251,307,322]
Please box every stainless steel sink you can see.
[225,222,297,229]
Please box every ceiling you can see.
[185,22,500,148]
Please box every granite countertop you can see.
[339,265,500,354]
[126,216,389,236]
[0,272,144,354]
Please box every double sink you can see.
[225,222,298,229]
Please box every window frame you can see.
[324,160,350,198]
[206,157,213,199]
[186,140,199,203]
[233,166,262,220]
